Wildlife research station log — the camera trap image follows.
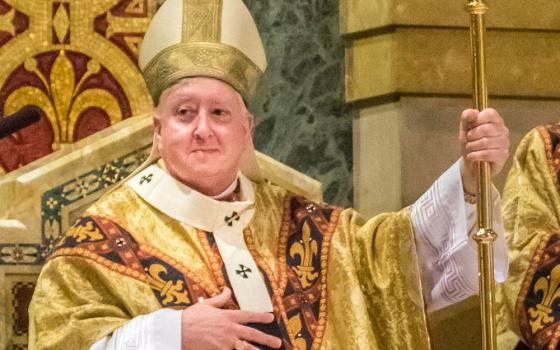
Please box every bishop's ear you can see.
[152,112,162,135]
[247,113,255,135]
[152,114,163,153]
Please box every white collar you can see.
[126,164,255,232]
[211,177,239,200]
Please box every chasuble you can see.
[29,162,507,350]
[497,124,560,350]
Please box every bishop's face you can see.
[154,77,252,195]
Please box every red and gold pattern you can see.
[516,233,560,349]
[0,0,156,173]
[49,196,340,350]
[51,215,212,308]
[515,125,560,349]
[537,124,560,190]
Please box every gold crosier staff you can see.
[465,0,497,349]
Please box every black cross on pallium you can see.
[224,211,240,226]
[140,173,153,185]
[236,264,252,278]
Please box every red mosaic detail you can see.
[94,0,157,64]
[0,50,132,172]
[11,281,36,336]
[0,117,54,172]
[0,1,29,47]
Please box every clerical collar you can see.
[211,177,240,201]
[126,164,255,232]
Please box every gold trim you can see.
[182,0,222,43]
[243,227,294,345]
[49,243,220,299]
[143,41,262,103]
[312,207,339,350]
[195,229,227,288]
[537,126,559,189]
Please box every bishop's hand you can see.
[459,108,510,196]
[181,287,282,350]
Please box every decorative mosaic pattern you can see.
[0,145,150,265]
[0,0,155,173]
[11,281,35,337]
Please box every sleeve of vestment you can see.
[328,207,431,350]
[89,309,182,350]
[28,256,163,350]
[412,159,508,312]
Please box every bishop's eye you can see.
[176,106,196,120]
[211,108,232,122]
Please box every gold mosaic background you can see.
[0,0,155,173]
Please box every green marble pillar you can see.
[244,0,353,206]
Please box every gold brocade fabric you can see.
[29,181,430,350]
[496,126,560,350]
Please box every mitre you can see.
[136,0,267,182]
[139,0,267,104]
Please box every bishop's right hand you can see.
[181,287,282,350]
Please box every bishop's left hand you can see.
[459,108,510,195]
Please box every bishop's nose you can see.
[192,112,213,140]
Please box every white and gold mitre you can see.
[139,0,267,104]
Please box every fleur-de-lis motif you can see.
[287,314,307,350]
[67,221,103,243]
[4,50,122,146]
[146,264,190,306]
[528,264,560,334]
[289,221,319,288]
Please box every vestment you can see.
[29,161,507,349]
[29,162,432,349]
[497,124,560,350]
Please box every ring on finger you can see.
[233,339,250,350]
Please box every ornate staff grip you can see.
[465,1,497,349]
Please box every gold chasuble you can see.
[497,124,560,350]
[29,164,430,350]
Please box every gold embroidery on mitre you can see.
[528,264,560,334]
[287,314,308,350]
[143,42,261,103]
[182,0,222,42]
[290,221,319,288]
[67,221,104,243]
[146,263,191,305]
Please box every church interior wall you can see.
[343,0,560,348]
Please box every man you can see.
[28,0,510,349]
[495,124,560,350]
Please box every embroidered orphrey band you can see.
[182,0,222,42]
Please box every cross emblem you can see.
[236,264,252,279]
[139,173,153,185]
[224,211,240,226]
